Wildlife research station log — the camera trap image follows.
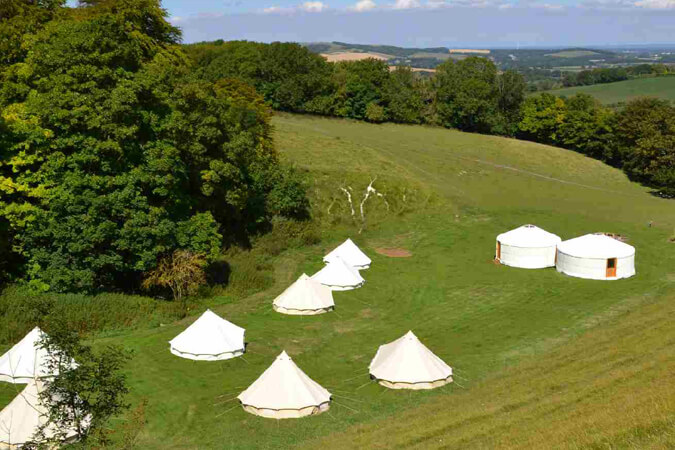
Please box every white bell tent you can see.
[273,274,335,315]
[556,233,635,280]
[238,351,331,419]
[169,310,245,361]
[0,380,83,448]
[0,327,57,384]
[496,224,561,269]
[369,331,453,390]
[323,238,371,270]
[311,256,365,291]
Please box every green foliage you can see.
[33,318,131,447]
[187,41,334,113]
[334,58,391,121]
[518,93,617,163]
[384,66,424,124]
[435,57,499,133]
[615,97,675,195]
[0,2,306,293]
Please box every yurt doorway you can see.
[606,258,617,277]
[496,242,501,260]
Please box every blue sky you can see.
[154,1,675,46]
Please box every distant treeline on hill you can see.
[561,64,673,88]
[185,40,675,198]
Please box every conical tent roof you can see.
[273,274,335,315]
[169,310,245,361]
[557,233,635,259]
[311,256,365,291]
[0,380,80,447]
[0,327,56,383]
[497,224,561,248]
[238,351,331,418]
[369,331,452,389]
[323,238,371,269]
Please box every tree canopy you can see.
[0,0,307,293]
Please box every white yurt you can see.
[311,256,365,291]
[273,274,335,315]
[0,380,83,448]
[323,238,371,270]
[496,224,561,269]
[169,310,245,361]
[369,331,453,390]
[556,233,635,280]
[0,327,56,383]
[238,351,331,419]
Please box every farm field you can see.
[2,114,675,448]
[544,76,675,105]
[320,52,391,62]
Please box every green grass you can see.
[544,76,675,105]
[3,113,675,448]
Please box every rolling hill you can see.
[545,76,675,105]
[2,114,675,448]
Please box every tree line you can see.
[561,64,672,88]
[186,40,675,198]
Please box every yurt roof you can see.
[169,310,245,357]
[311,256,365,288]
[0,380,80,446]
[0,327,55,383]
[557,234,635,259]
[238,351,331,410]
[497,224,561,248]
[369,331,452,384]
[323,238,371,268]
[273,274,334,311]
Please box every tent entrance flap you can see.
[606,258,617,277]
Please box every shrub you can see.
[142,251,207,314]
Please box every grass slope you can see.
[3,114,675,448]
[545,76,675,105]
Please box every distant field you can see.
[320,51,391,62]
[542,76,675,105]
[546,50,601,58]
[409,52,450,60]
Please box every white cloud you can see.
[634,0,675,7]
[262,5,287,12]
[168,16,183,24]
[302,1,328,11]
[350,0,377,10]
[393,0,421,8]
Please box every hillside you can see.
[3,114,675,448]
[545,76,675,105]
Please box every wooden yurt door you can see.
[496,242,501,260]
[606,258,617,277]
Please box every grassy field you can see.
[545,76,675,105]
[2,114,675,448]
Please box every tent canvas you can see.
[369,331,453,390]
[0,380,82,448]
[169,310,245,361]
[238,351,331,419]
[0,328,57,384]
[273,274,335,315]
[311,256,365,291]
[323,238,371,270]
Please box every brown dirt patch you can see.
[375,247,412,258]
